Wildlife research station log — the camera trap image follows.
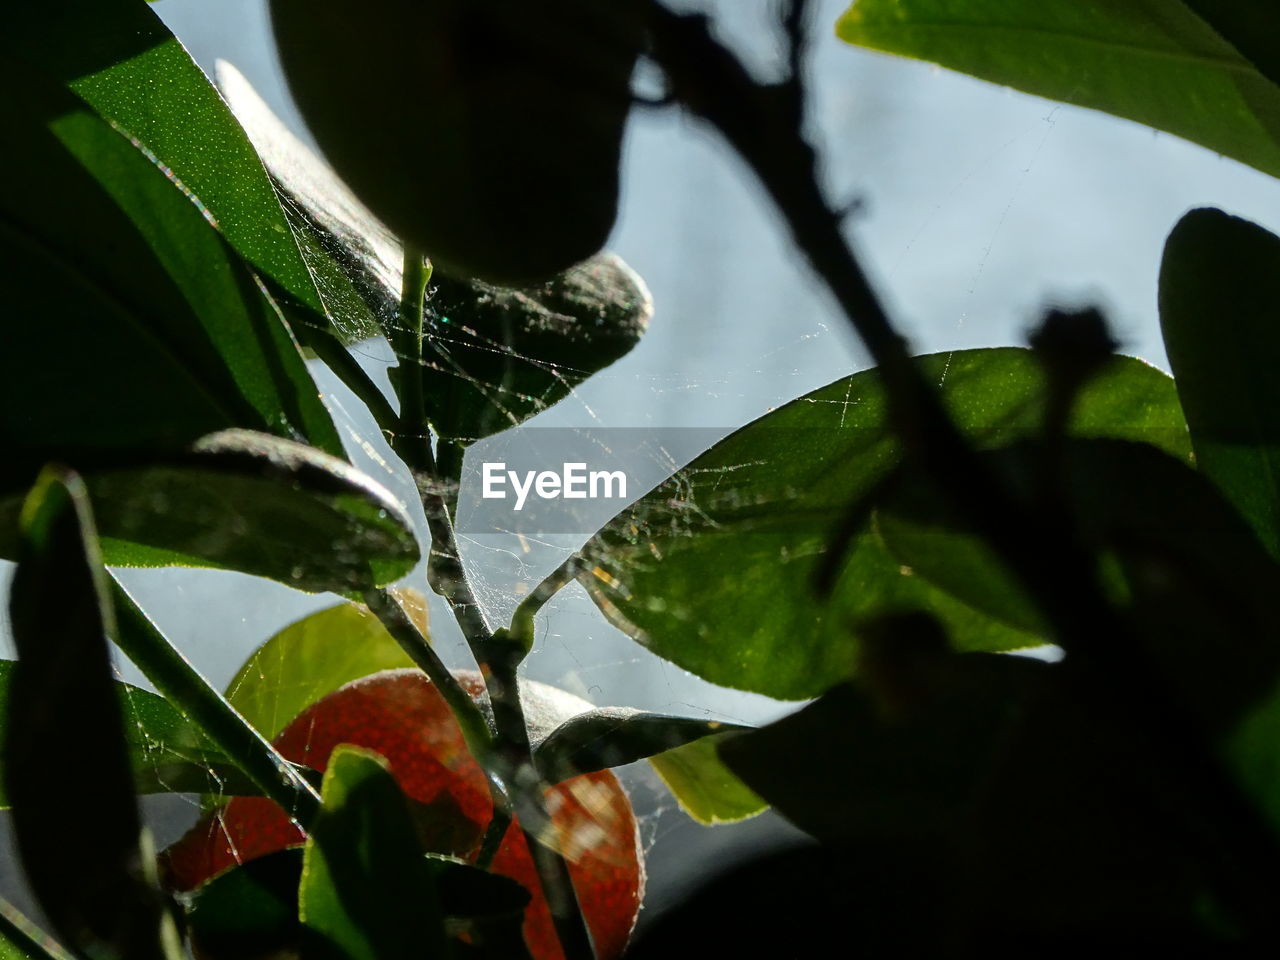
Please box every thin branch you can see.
[361,589,495,765]
[388,248,596,959]
[305,325,400,434]
[780,0,811,112]
[644,0,1280,939]
[0,896,77,960]
[510,557,582,656]
[392,248,431,470]
[109,579,322,826]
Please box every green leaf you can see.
[429,856,531,921]
[1183,1,1280,90]
[1227,684,1280,842]
[300,746,449,960]
[1157,213,1280,834]
[185,849,530,960]
[1159,208,1280,559]
[0,59,341,496]
[96,430,416,593]
[214,61,387,346]
[419,256,653,444]
[110,579,324,824]
[0,658,265,807]
[2,2,363,351]
[650,733,767,825]
[836,0,1280,181]
[533,708,750,783]
[214,64,653,443]
[0,900,75,960]
[186,850,302,960]
[574,348,1188,700]
[5,469,180,960]
[226,600,420,741]
[0,431,419,593]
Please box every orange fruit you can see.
[163,669,643,959]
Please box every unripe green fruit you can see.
[269,0,644,284]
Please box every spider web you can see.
[11,0,1270,928]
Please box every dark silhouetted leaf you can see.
[719,652,1048,844]
[533,708,749,783]
[418,255,652,444]
[299,746,449,960]
[216,62,653,444]
[5,469,180,959]
[268,0,643,284]
[430,855,532,921]
[574,348,1188,699]
[880,438,1280,754]
[186,850,303,960]
[721,635,1209,939]
[1157,215,1280,835]
[185,848,531,960]
[0,430,419,593]
[624,844,944,958]
[1160,208,1280,558]
[837,0,1280,180]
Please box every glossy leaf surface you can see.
[4,2,352,347]
[299,746,449,960]
[225,599,420,741]
[838,0,1280,180]
[1160,208,1280,558]
[0,61,341,499]
[0,431,419,593]
[650,734,768,825]
[534,709,749,784]
[575,348,1188,699]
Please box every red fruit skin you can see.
[162,670,643,960]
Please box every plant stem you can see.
[307,324,401,434]
[389,250,596,959]
[475,806,513,871]
[510,558,581,656]
[0,895,77,960]
[644,3,1280,938]
[109,579,322,826]
[360,588,496,774]
[420,468,596,960]
[394,247,432,472]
